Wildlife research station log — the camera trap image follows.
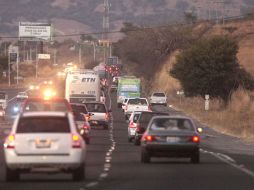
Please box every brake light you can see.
[105,113,109,120]
[129,121,135,128]
[4,134,15,149]
[192,136,200,143]
[145,135,153,141]
[83,125,89,130]
[136,123,141,132]
[72,134,81,148]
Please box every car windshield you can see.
[24,101,69,112]
[153,93,165,97]
[85,103,106,113]
[128,99,147,105]
[150,118,194,131]
[16,116,70,133]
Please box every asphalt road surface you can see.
[0,89,254,190]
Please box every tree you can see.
[170,36,254,102]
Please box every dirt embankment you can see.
[150,19,254,141]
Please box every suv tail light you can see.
[4,134,15,149]
[192,136,200,143]
[72,134,82,148]
[144,135,153,142]
[83,124,89,130]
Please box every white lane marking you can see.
[201,149,254,178]
[85,182,99,188]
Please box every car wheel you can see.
[72,163,85,181]
[141,149,150,163]
[128,136,132,142]
[5,167,19,181]
[164,103,167,106]
[117,103,121,108]
[191,151,200,164]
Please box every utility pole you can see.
[102,0,110,40]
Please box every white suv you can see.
[4,112,86,181]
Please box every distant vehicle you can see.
[65,69,101,103]
[0,91,8,110]
[12,102,24,116]
[149,92,167,106]
[4,111,86,181]
[124,98,150,120]
[70,103,91,144]
[83,102,111,130]
[133,111,169,145]
[140,115,201,164]
[128,111,141,142]
[121,98,129,112]
[0,106,6,120]
[16,92,28,102]
[110,82,118,92]
[22,98,72,113]
[29,84,39,90]
[117,76,141,108]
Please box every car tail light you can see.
[72,134,82,148]
[4,134,15,149]
[136,123,142,133]
[129,121,135,128]
[192,136,200,143]
[83,124,89,130]
[85,115,90,121]
[145,135,153,142]
[105,113,109,120]
[148,106,152,111]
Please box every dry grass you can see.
[151,52,254,141]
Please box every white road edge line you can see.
[201,149,254,178]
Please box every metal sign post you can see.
[205,94,209,111]
[8,45,19,86]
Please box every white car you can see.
[84,102,111,130]
[128,111,141,142]
[4,112,86,181]
[124,98,150,119]
[149,92,167,106]
[16,92,28,101]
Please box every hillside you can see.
[0,0,253,39]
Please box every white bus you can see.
[65,69,101,103]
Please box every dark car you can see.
[71,103,91,144]
[133,111,169,145]
[141,115,200,164]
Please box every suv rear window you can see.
[24,101,69,112]
[153,93,165,97]
[71,104,88,114]
[16,116,70,133]
[128,99,147,105]
[85,103,106,113]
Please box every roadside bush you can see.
[170,36,254,102]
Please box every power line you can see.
[0,12,254,40]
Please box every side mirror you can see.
[197,127,203,134]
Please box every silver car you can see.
[4,112,86,181]
[141,115,200,164]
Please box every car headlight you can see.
[13,106,19,112]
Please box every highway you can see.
[0,89,254,189]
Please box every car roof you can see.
[150,115,193,120]
[128,98,147,100]
[21,111,69,118]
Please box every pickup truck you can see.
[149,92,167,106]
[124,98,150,119]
